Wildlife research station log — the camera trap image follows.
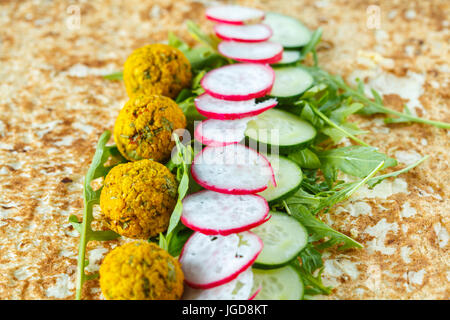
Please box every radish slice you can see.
[205,5,265,25]
[200,63,275,101]
[194,117,254,146]
[179,231,263,289]
[182,267,254,300]
[218,41,283,64]
[195,93,277,120]
[248,286,262,300]
[181,190,269,235]
[191,143,276,194]
[214,23,272,43]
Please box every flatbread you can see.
[0,0,448,299]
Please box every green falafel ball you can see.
[114,94,186,163]
[100,241,184,300]
[100,159,177,239]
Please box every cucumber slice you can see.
[252,211,308,268]
[272,50,301,67]
[264,12,311,49]
[270,66,314,101]
[245,108,316,153]
[258,154,302,204]
[251,265,304,300]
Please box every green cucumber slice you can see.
[270,67,314,101]
[252,211,308,268]
[272,50,301,67]
[258,154,302,204]
[245,108,316,153]
[251,265,304,300]
[264,12,311,49]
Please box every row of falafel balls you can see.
[98,44,193,300]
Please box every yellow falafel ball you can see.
[114,94,186,162]
[100,159,178,239]
[123,43,192,99]
[99,241,184,300]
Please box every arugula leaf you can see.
[70,130,127,300]
[309,103,370,147]
[315,160,385,212]
[291,259,332,296]
[103,71,123,81]
[299,28,323,66]
[186,20,220,51]
[299,102,325,129]
[318,146,397,186]
[284,201,363,250]
[295,85,369,147]
[161,134,194,256]
[299,83,329,100]
[288,148,321,169]
[299,266,333,297]
[317,69,450,129]
[299,244,324,274]
[384,104,415,124]
[365,155,429,188]
[167,224,193,257]
[177,97,206,122]
[165,134,192,235]
[292,156,427,218]
[328,101,364,124]
[283,161,385,259]
[168,31,190,52]
[300,169,330,195]
[284,188,323,212]
[169,31,228,71]
[321,122,367,145]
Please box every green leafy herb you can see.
[103,71,123,81]
[314,160,385,213]
[309,103,370,147]
[365,155,429,188]
[299,28,323,66]
[291,259,332,296]
[169,31,227,72]
[288,148,321,169]
[298,244,324,274]
[160,134,193,256]
[69,130,127,300]
[283,200,363,250]
[310,68,450,129]
[186,20,220,51]
[318,146,397,186]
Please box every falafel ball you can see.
[123,43,192,99]
[114,94,186,162]
[99,241,184,300]
[100,159,178,239]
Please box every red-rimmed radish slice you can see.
[182,267,254,300]
[205,5,265,25]
[218,41,283,64]
[200,63,275,101]
[179,231,263,289]
[191,143,276,195]
[181,190,269,235]
[248,286,262,300]
[195,93,277,120]
[214,23,272,42]
[194,117,254,146]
